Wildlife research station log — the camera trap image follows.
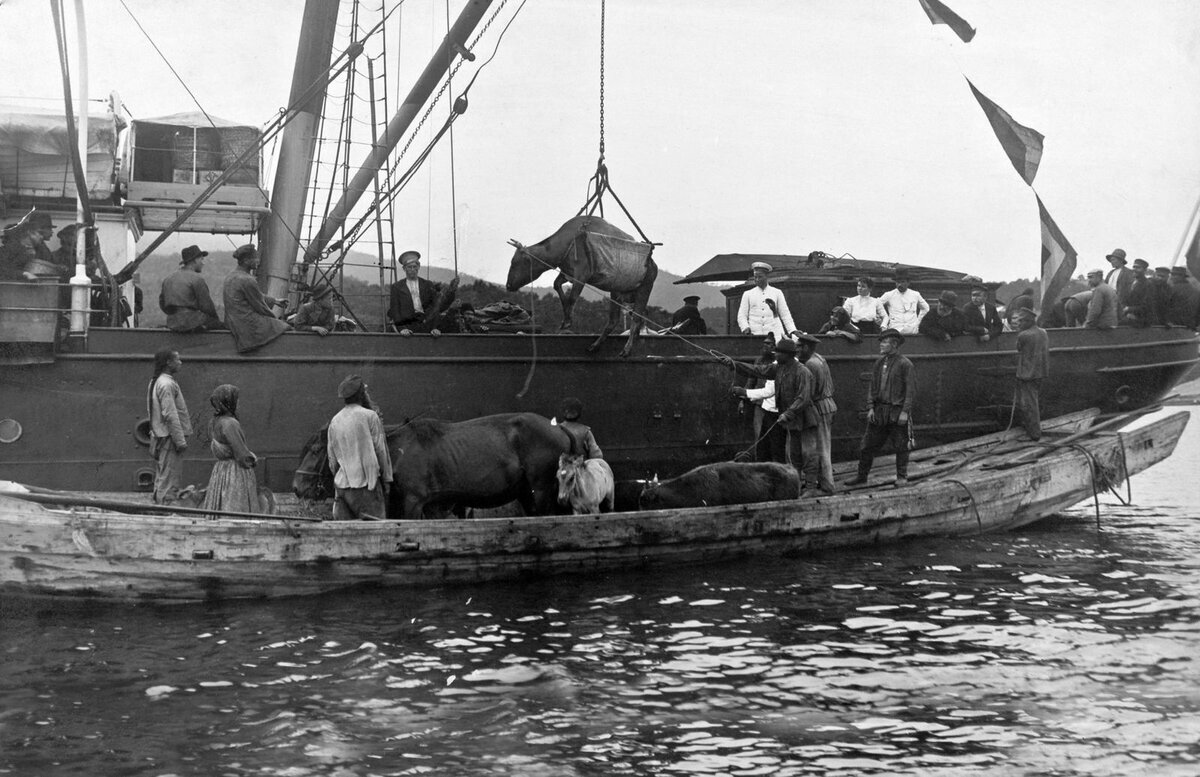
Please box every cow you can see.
[556,454,615,515]
[293,413,571,520]
[638,462,801,510]
[505,215,658,357]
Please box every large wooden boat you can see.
[0,409,1187,603]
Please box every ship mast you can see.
[258,0,341,298]
[286,0,495,298]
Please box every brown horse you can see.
[505,215,658,357]
[293,412,571,520]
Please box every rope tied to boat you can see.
[943,479,984,533]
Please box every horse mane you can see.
[402,417,452,446]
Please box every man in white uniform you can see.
[879,271,929,335]
[736,261,798,343]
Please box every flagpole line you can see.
[1168,189,1200,267]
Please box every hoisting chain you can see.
[598,0,606,160]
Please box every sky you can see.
[2,0,1198,288]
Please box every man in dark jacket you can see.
[667,295,707,335]
[1104,248,1134,311]
[1013,307,1049,440]
[845,328,916,488]
[962,285,1003,342]
[918,291,967,341]
[160,245,224,332]
[1121,258,1159,326]
[1166,266,1200,328]
[388,250,451,334]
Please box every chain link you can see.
[598,0,605,158]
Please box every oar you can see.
[0,488,323,522]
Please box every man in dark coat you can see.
[1151,267,1172,324]
[918,290,967,341]
[1121,258,1159,326]
[160,245,224,332]
[1013,307,1049,440]
[1104,248,1134,311]
[388,250,450,334]
[1166,266,1200,329]
[667,295,707,335]
[222,244,290,352]
[293,280,337,335]
[845,328,916,488]
[962,285,1003,342]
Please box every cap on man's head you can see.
[938,290,958,306]
[879,327,905,344]
[399,250,421,266]
[1132,258,1149,270]
[773,338,798,354]
[559,396,583,421]
[310,281,334,300]
[682,295,700,305]
[1014,306,1036,319]
[28,211,55,229]
[795,332,819,346]
[1170,266,1190,278]
[970,284,987,294]
[1154,266,1171,276]
[1087,269,1104,278]
[750,261,773,273]
[1105,248,1127,263]
[181,245,208,265]
[337,374,365,399]
[232,244,258,262]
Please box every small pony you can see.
[556,454,615,515]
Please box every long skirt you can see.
[202,459,263,515]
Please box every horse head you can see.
[293,425,334,501]
[556,453,585,505]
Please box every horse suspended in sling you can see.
[505,215,658,357]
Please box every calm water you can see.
[2,409,1199,777]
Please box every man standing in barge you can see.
[148,349,191,504]
[844,328,915,488]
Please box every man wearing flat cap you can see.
[22,211,61,278]
[326,375,392,520]
[1013,307,1049,440]
[1104,248,1134,311]
[222,244,290,352]
[667,294,707,335]
[879,271,929,335]
[845,328,916,488]
[962,285,1003,342]
[918,290,967,342]
[736,261,798,343]
[1083,269,1118,330]
[1166,266,1200,329]
[724,335,818,493]
[293,279,337,336]
[160,245,224,332]
[388,250,455,335]
[1120,258,1159,327]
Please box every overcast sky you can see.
[2,0,1198,287]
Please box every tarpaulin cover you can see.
[574,229,653,294]
[0,107,119,199]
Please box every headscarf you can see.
[209,384,239,418]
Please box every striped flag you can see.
[967,79,1044,186]
[1036,195,1078,314]
[917,0,976,43]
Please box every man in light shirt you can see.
[327,374,393,521]
[879,271,929,335]
[841,276,887,334]
[736,261,798,343]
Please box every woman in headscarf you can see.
[201,384,267,515]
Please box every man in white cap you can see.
[327,374,392,520]
[736,261,798,342]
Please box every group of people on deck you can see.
[1050,249,1200,331]
[717,261,1052,495]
